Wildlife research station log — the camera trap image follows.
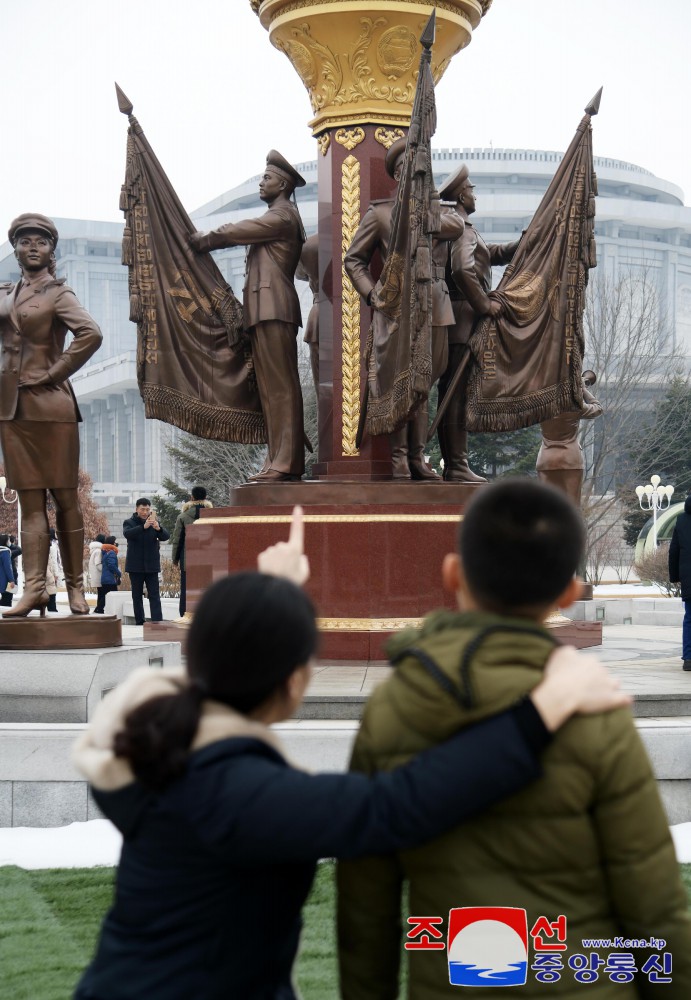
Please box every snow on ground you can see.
[0,820,122,869]
[593,584,671,598]
[1,820,691,869]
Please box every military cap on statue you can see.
[266,150,306,190]
[384,137,407,179]
[438,164,470,202]
[8,213,59,247]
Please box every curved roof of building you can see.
[192,148,685,223]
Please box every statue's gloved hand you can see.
[486,297,503,319]
[188,231,206,253]
[18,372,52,388]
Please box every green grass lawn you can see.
[2,862,691,999]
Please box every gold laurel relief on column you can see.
[374,127,406,149]
[340,153,361,456]
[335,127,365,151]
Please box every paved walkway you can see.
[122,619,691,716]
[301,624,689,700]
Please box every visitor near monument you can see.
[338,480,691,998]
[0,213,102,617]
[96,537,121,613]
[668,496,691,671]
[0,533,15,598]
[190,150,307,482]
[88,534,105,605]
[72,507,629,1000]
[46,528,63,614]
[170,486,213,620]
[345,137,462,480]
[123,498,170,626]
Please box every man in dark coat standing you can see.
[669,494,691,670]
[123,498,170,626]
[190,151,306,483]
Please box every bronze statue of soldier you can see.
[438,164,522,482]
[345,137,463,480]
[0,214,102,616]
[190,151,307,482]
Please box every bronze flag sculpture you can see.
[449,91,602,434]
[361,11,442,442]
[116,84,265,445]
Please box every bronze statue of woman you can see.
[0,214,102,616]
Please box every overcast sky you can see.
[2,0,689,232]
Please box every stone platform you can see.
[0,638,182,724]
[2,622,690,827]
[1,714,689,827]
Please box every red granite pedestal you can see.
[185,480,602,659]
[186,481,483,661]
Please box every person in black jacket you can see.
[122,498,170,626]
[669,493,691,669]
[71,507,629,1000]
[0,534,21,608]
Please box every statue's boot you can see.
[58,528,90,615]
[389,425,411,479]
[409,405,441,481]
[443,427,487,484]
[2,532,50,618]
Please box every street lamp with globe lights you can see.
[635,475,674,548]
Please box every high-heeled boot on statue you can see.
[58,528,90,615]
[2,532,50,618]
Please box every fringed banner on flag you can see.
[116,84,266,444]
[464,90,602,432]
[365,12,440,438]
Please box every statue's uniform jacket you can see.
[344,201,462,394]
[448,215,520,344]
[196,203,305,476]
[344,200,460,324]
[196,204,303,329]
[0,275,101,489]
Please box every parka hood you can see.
[181,499,213,513]
[72,666,289,793]
[383,610,557,743]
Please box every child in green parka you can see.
[338,478,691,999]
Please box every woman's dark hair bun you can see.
[114,688,202,791]
[113,572,317,792]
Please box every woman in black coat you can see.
[669,494,691,669]
[72,509,628,1000]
